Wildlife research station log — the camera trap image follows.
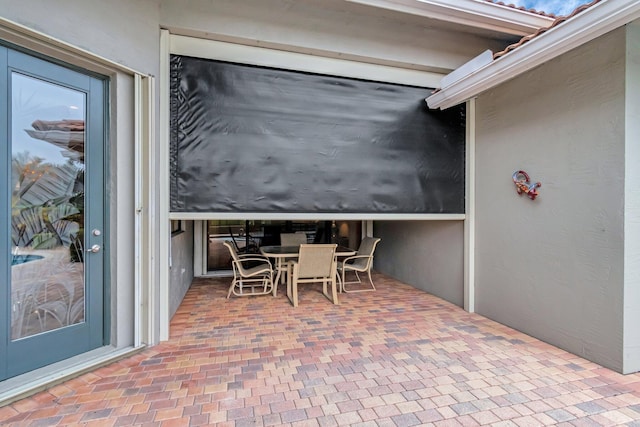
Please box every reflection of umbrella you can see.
[24,119,84,161]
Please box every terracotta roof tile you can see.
[493,0,602,59]
[483,0,558,18]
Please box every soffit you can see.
[426,0,640,109]
[343,0,554,36]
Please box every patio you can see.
[2,274,640,426]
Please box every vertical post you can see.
[464,99,476,313]
[134,73,155,347]
[158,29,171,342]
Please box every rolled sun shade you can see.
[170,55,466,214]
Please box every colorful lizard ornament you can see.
[512,170,541,200]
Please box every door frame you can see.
[2,47,107,379]
[0,16,154,402]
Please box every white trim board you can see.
[169,212,465,221]
[169,34,443,88]
[159,29,171,342]
[134,74,156,347]
[464,98,475,313]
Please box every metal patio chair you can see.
[223,241,274,298]
[279,232,308,246]
[338,237,381,292]
[287,243,338,307]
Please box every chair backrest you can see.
[353,237,381,268]
[297,244,337,278]
[223,240,240,262]
[280,233,308,246]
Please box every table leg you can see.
[272,258,282,296]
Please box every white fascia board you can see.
[427,0,640,110]
[345,0,554,35]
[440,49,493,87]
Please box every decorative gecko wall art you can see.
[512,170,541,200]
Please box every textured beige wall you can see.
[170,222,194,319]
[475,28,626,372]
[374,221,464,307]
[159,0,516,74]
[624,21,640,374]
[0,0,160,74]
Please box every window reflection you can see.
[10,73,86,340]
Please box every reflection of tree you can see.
[11,152,86,340]
[11,151,83,251]
[10,78,88,339]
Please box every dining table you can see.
[260,244,356,296]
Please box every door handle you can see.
[87,244,101,253]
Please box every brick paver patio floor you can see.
[2,273,640,426]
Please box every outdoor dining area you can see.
[221,222,381,307]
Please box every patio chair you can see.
[338,237,381,292]
[280,232,308,246]
[287,243,338,307]
[223,241,274,298]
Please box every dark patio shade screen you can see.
[170,55,465,214]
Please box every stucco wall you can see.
[475,28,626,372]
[159,0,515,74]
[170,222,194,319]
[0,0,160,73]
[624,22,640,374]
[374,221,464,307]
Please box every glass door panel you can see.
[207,220,245,271]
[1,46,105,381]
[11,73,86,340]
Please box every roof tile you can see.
[483,0,558,18]
[493,0,602,59]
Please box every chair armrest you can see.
[235,257,273,269]
[341,254,371,264]
[238,253,268,261]
[238,253,259,258]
